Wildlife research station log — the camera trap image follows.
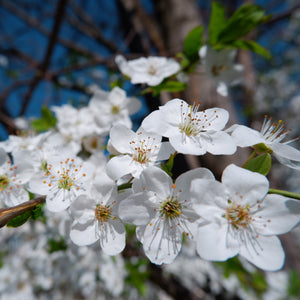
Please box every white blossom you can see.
[119,166,214,264]
[142,98,236,155]
[199,45,243,97]
[191,164,300,271]
[115,55,180,86]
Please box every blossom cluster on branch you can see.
[1,2,300,298]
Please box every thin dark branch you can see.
[68,2,119,52]
[1,0,102,59]
[265,4,300,26]
[0,196,46,228]
[20,0,69,115]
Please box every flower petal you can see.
[230,125,265,147]
[99,219,126,255]
[254,194,300,235]
[118,193,152,225]
[70,220,98,246]
[222,164,269,205]
[239,235,285,271]
[196,223,239,261]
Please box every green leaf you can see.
[142,81,187,96]
[48,237,68,253]
[125,258,150,296]
[244,153,272,176]
[31,106,57,132]
[160,152,177,177]
[288,270,300,296]
[31,203,45,220]
[110,78,123,89]
[183,25,204,62]
[6,211,32,227]
[231,40,271,59]
[218,4,270,44]
[208,2,227,45]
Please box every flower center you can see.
[58,169,73,191]
[225,201,251,230]
[95,204,112,224]
[0,175,10,190]
[211,65,227,77]
[160,198,182,220]
[111,105,120,115]
[260,115,294,144]
[130,134,157,164]
[147,65,157,75]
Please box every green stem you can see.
[268,188,300,200]
[117,177,134,192]
[242,150,257,168]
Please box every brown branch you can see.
[265,4,300,26]
[68,2,119,52]
[1,0,102,60]
[0,196,46,228]
[20,0,69,115]
[131,0,167,55]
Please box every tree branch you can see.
[0,196,45,228]
[20,0,69,115]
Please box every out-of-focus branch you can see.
[127,0,167,55]
[1,0,101,59]
[20,0,69,115]
[265,3,300,26]
[0,196,46,228]
[68,2,119,52]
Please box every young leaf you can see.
[231,40,271,59]
[243,153,272,176]
[208,2,227,45]
[142,81,187,96]
[6,211,32,227]
[183,25,204,62]
[31,106,57,132]
[48,237,68,253]
[160,152,177,177]
[218,4,269,44]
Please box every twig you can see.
[20,0,69,115]
[0,196,46,228]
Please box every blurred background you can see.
[1,0,300,299]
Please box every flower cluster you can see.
[0,89,299,274]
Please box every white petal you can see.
[191,179,227,216]
[70,220,98,246]
[239,235,285,271]
[142,220,182,264]
[231,125,265,147]
[198,108,229,131]
[46,189,71,212]
[118,194,152,225]
[140,166,172,199]
[106,155,134,180]
[196,223,239,261]
[169,133,207,155]
[272,142,300,161]
[175,167,215,202]
[216,82,228,97]
[99,219,126,255]
[222,164,269,205]
[155,142,175,161]
[109,125,135,153]
[204,131,237,155]
[254,194,300,235]
[69,195,95,223]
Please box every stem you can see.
[242,150,257,167]
[118,177,134,191]
[268,188,300,200]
